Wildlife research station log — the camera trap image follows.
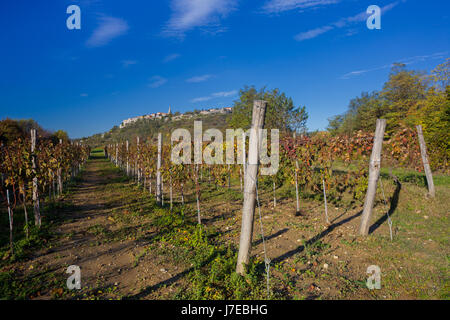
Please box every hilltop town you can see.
[119,106,233,129]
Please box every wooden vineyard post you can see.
[322,179,330,225]
[31,129,41,227]
[416,125,435,198]
[181,182,184,205]
[228,164,231,189]
[195,164,201,224]
[242,132,246,177]
[161,176,164,206]
[359,119,386,236]
[239,167,243,192]
[115,143,118,166]
[57,139,63,196]
[156,133,162,205]
[52,171,56,200]
[293,133,300,215]
[6,189,13,254]
[236,100,267,275]
[273,180,276,208]
[170,140,173,210]
[126,140,129,176]
[169,179,173,210]
[137,136,141,185]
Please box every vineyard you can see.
[0,131,89,257]
[0,108,448,300]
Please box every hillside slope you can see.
[83,112,231,147]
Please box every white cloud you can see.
[262,0,340,14]
[191,96,211,103]
[212,90,237,97]
[294,1,401,41]
[122,60,138,67]
[191,89,237,102]
[340,52,448,79]
[163,53,181,63]
[186,74,214,83]
[294,25,333,41]
[80,93,88,97]
[148,76,168,88]
[86,16,129,47]
[163,0,236,38]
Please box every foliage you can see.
[327,60,449,171]
[228,86,308,133]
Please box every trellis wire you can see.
[247,172,271,297]
[378,177,393,241]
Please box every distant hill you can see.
[81,109,232,147]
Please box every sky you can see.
[0,0,449,139]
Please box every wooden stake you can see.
[239,167,243,192]
[6,189,13,254]
[31,129,41,227]
[293,133,300,215]
[156,133,162,205]
[58,139,63,196]
[359,119,386,236]
[195,165,201,224]
[242,132,246,177]
[416,125,435,198]
[273,180,276,208]
[236,100,267,275]
[322,179,330,224]
[181,182,184,205]
[126,140,130,176]
[170,176,173,211]
[137,136,141,185]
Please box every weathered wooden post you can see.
[6,189,13,254]
[273,180,276,208]
[169,175,173,211]
[239,167,243,192]
[156,133,162,205]
[322,179,330,224]
[31,129,41,227]
[161,176,164,206]
[137,136,141,185]
[416,125,435,198]
[57,139,63,196]
[293,133,300,215]
[195,164,201,224]
[115,143,118,166]
[236,100,267,275]
[126,140,130,176]
[181,182,184,205]
[359,119,386,236]
[242,132,246,177]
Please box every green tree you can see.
[0,118,25,144]
[228,86,308,133]
[53,130,69,142]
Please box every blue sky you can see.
[0,0,448,138]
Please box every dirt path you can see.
[18,158,171,299]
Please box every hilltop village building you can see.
[119,106,232,129]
